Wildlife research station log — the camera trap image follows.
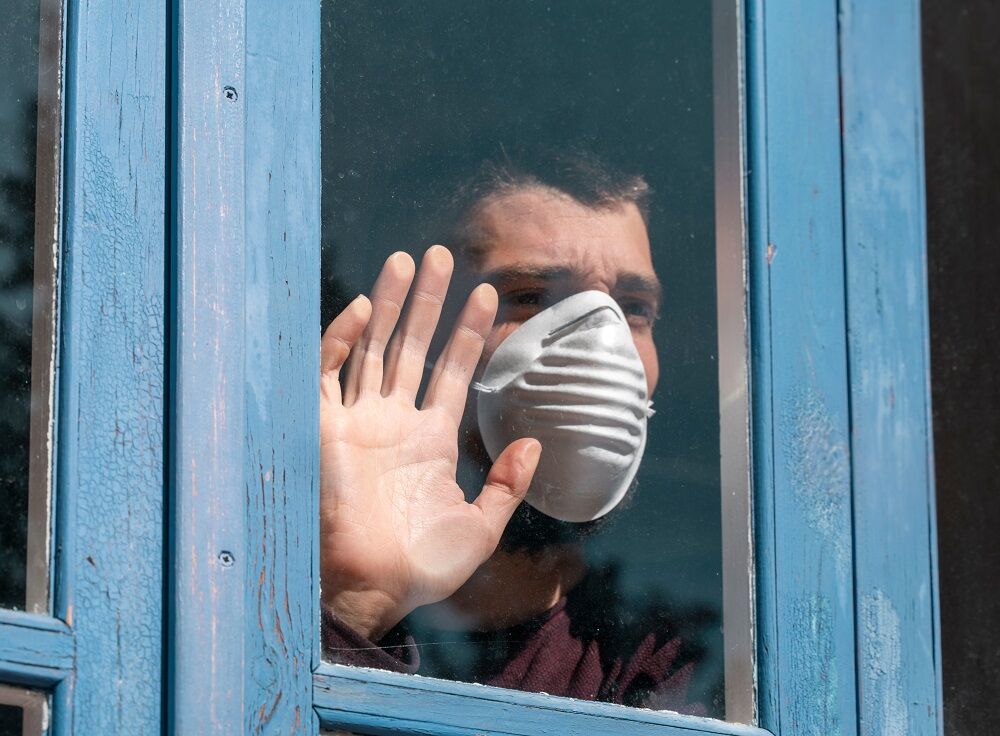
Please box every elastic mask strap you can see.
[426,358,495,394]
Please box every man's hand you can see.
[319,246,541,641]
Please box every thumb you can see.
[474,438,542,542]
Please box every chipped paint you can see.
[860,591,907,736]
[780,387,851,583]
[57,0,168,729]
[840,1,942,734]
[790,595,839,733]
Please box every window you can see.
[0,0,943,733]
[0,685,47,736]
[0,0,58,617]
[318,0,753,724]
[0,2,64,734]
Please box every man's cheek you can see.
[638,343,660,396]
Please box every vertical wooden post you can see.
[840,1,942,733]
[747,1,859,733]
[172,0,319,731]
[57,0,168,732]
[243,0,321,730]
[172,0,248,730]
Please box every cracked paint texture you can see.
[62,2,166,732]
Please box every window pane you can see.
[0,0,59,613]
[0,686,46,736]
[0,705,19,736]
[319,0,750,721]
[0,0,39,611]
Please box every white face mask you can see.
[474,290,653,522]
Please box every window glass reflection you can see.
[320,0,734,718]
[0,685,46,736]
[0,0,41,612]
[0,704,20,736]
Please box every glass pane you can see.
[0,0,59,613]
[0,705,19,736]
[0,685,46,736]
[0,0,39,611]
[319,0,751,721]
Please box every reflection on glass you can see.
[320,0,740,719]
[0,0,41,611]
[0,704,21,736]
[0,685,46,736]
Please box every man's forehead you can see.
[469,188,657,281]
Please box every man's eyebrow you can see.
[616,272,664,304]
[479,265,663,303]
[478,265,576,286]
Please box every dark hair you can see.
[444,147,652,265]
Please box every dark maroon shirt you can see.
[322,570,713,715]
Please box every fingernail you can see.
[390,251,415,271]
[428,244,454,267]
[474,282,498,304]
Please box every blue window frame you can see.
[0,0,942,733]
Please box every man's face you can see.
[468,186,661,395]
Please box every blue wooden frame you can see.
[170,0,319,731]
[839,2,941,733]
[0,0,942,734]
[748,0,858,730]
[748,2,941,734]
[0,0,169,732]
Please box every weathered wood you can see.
[56,0,167,731]
[171,0,319,732]
[839,2,942,734]
[171,0,248,732]
[746,1,859,733]
[244,0,321,731]
[0,610,73,688]
[314,664,774,736]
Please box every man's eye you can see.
[620,299,657,327]
[510,290,543,306]
[501,288,550,309]
[497,289,550,322]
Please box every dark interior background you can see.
[0,704,22,736]
[321,0,726,711]
[922,2,1000,733]
[0,0,40,611]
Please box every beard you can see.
[457,422,636,555]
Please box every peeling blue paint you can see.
[840,0,942,733]
[790,595,838,733]
[860,591,907,736]
[57,1,167,732]
[781,389,851,578]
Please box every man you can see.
[319,151,710,714]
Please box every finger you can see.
[342,252,415,405]
[474,439,542,544]
[382,245,454,400]
[321,295,373,405]
[421,283,497,421]
[321,295,372,374]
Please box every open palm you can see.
[319,247,540,641]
